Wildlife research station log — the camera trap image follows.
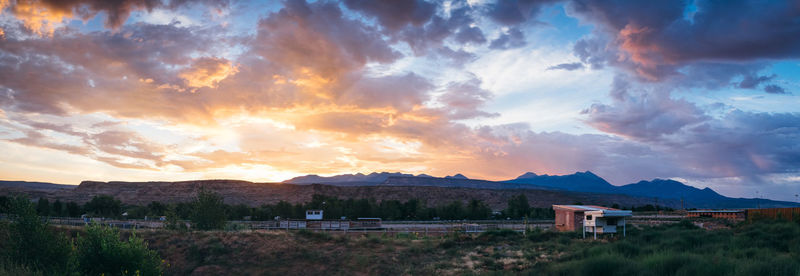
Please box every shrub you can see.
[4,196,73,273]
[190,188,227,230]
[296,229,332,241]
[526,228,559,242]
[75,224,163,276]
[478,229,520,241]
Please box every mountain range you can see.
[284,171,798,208]
[1,171,797,209]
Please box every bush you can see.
[191,188,227,230]
[4,196,73,273]
[75,224,163,276]
[478,229,520,241]
[526,228,559,242]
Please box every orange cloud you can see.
[1,0,163,36]
[179,57,238,90]
[6,0,73,36]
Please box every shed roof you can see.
[552,205,620,211]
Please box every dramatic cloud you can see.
[179,57,238,90]
[485,0,556,26]
[546,62,583,71]
[438,77,499,120]
[1,0,162,35]
[489,27,525,50]
[567,0,800,82]
[254,0,399,78]
[342,0,435,31]
[583,77,709,142]
[764,85,788,94]
[0,0,797,201]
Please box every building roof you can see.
[552,205,620,211]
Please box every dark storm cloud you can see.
[254,0,400,78]
[485,0,559,26]
[567,0,800,81]
[737,74,776,89]
[396,4,484,54]
[488,27,526,49]
[546,62,584,71]
[764,85,788,94]
[454,26,487,45]
[342,0,436,31]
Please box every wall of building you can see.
[747,207,800,222]
[554,209,583,232]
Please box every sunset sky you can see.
[0,0,798,201]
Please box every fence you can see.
[747,207,800,221]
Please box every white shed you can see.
[305,210,323,220]
[583,209,632,239]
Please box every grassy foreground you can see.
[107,220,800,275]
[2,219,800,275]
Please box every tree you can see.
[5,196,73,273]
[190,188,227,230]
[36,198,50,216]
[0,196,10,213]
[76,224,162,276]
[66,201,82,217]
[466,199,492,220]
[440,201,466,220]
[147,201,167,216]
[274,201,292,219]
[52,199,64,217]
[85,195,122,218]
[506,194,530,219]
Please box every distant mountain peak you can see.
[445,173,468,179]
[576,170,601,178]
[515,172,538,179]
[284,171,434,184]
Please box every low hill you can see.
[3,171,797,209]
[1,179,673,210]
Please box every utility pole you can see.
[756,191,760,209]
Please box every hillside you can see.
[1,180,673,210]
[3,172,797,209]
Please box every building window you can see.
[586,215,592,220]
